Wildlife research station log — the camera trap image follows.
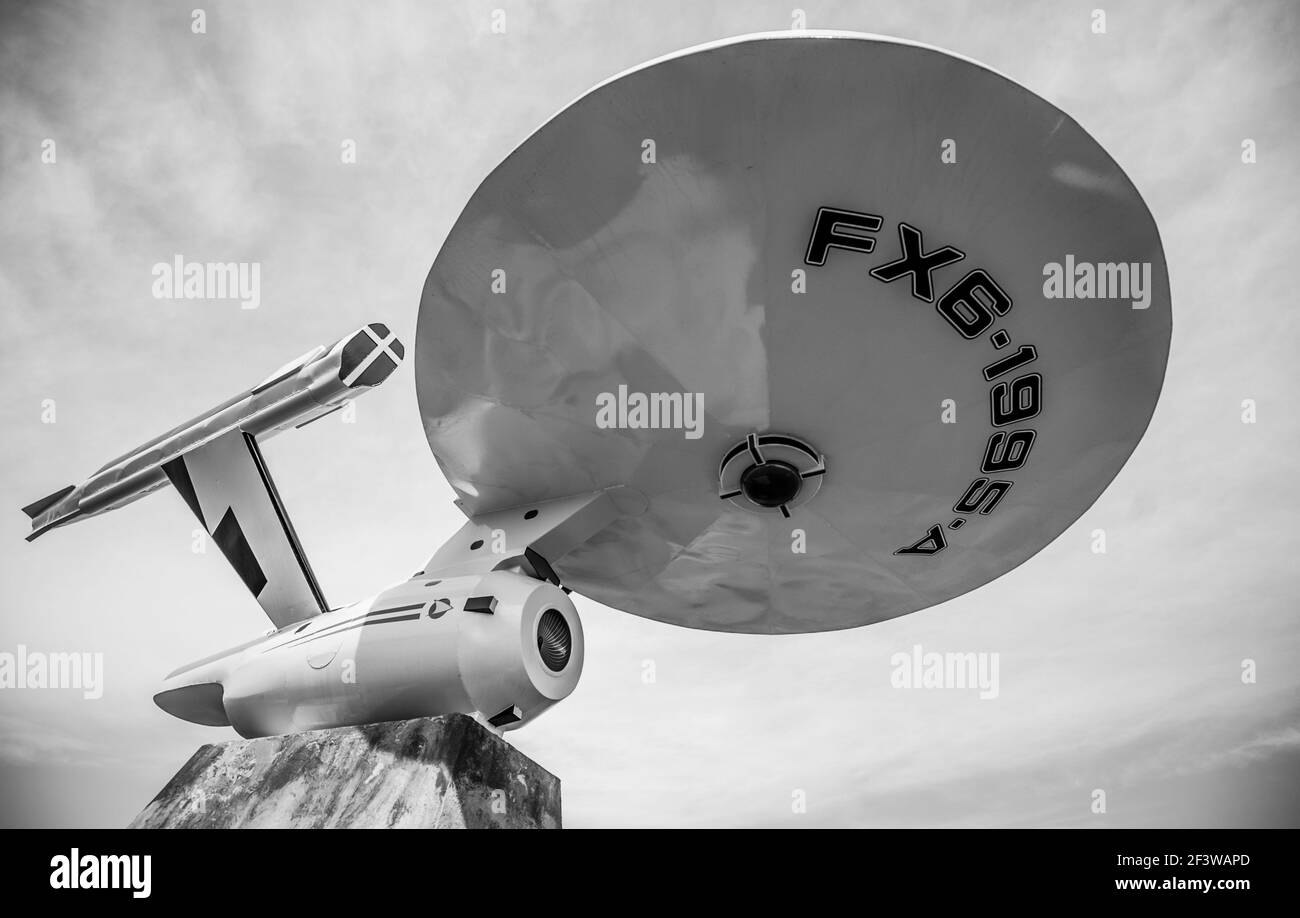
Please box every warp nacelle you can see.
[22,323,403,542]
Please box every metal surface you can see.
[419,489,623,581]
[416,32,1171,634]
[156,569,583,736]
[24,323,403,541]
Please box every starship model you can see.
[24,33,1169,738]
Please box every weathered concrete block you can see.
[129,714,560,828]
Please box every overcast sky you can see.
[1,0,1297,828]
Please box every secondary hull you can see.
[154,570,582,737]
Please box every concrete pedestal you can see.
[129,714,560,828]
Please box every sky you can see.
[0,0,1297,828]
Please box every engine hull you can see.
[154,570,582,737]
